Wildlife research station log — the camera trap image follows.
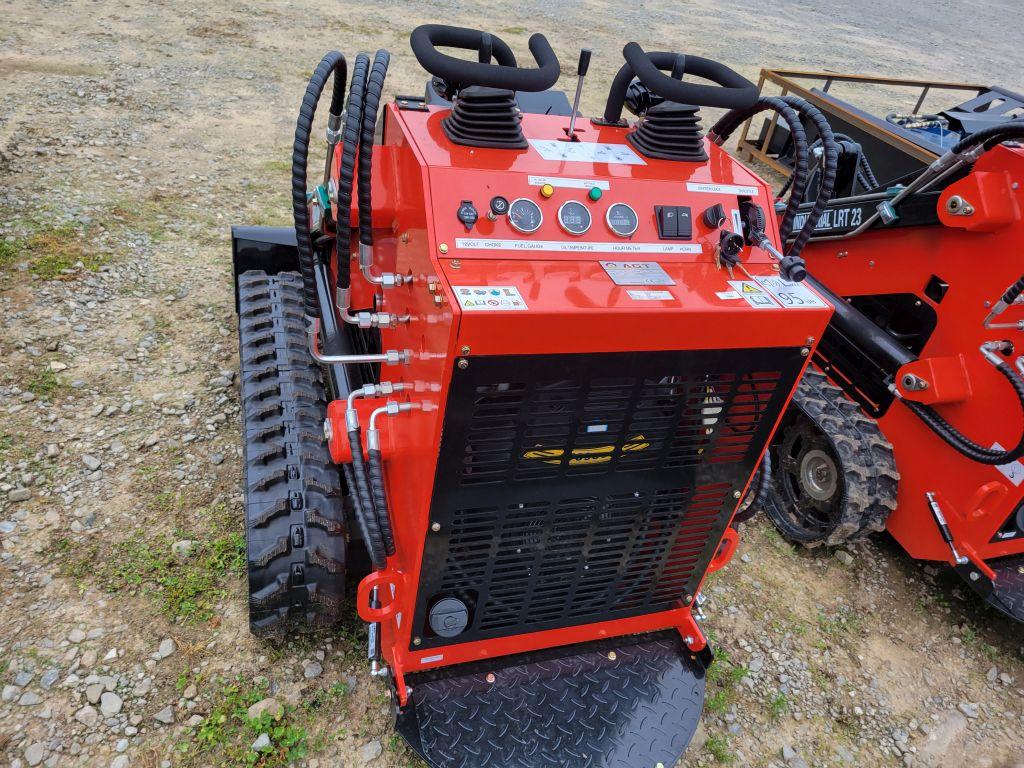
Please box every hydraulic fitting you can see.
[366,400,422,450]
[336,287,409,328]
[307,321,411,366]
[360,243,411,288]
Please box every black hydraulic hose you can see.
[952,118,1024,153]
[347,427,386,564]
[358,50,391,249]
[291,51,347,319]
[902,362,1024,465]
[367,447,396,557]
[778,96,839,261]
[342,463,386,570]
[1001,275,1024,306]
[336,53,369,293]
[707,97,810,242]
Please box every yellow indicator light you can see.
[540,183,555,199]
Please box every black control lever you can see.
[566,48,592,141]
[739,200,807,282]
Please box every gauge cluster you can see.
[476,189,642,239]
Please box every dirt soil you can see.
[1,2,1022,767]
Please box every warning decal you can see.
[452,285,528,311]
[754,276,828,309]
[727,280,779,309]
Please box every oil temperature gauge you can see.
[557,200,592,235]
[508,198,543,234]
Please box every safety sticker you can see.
[716,290,742,300]
[452,285,528,311]
[687,182,759,196]
[994,443,1024,486]
[728,280,780,309]
[627,289,674,301]
[601,261,675,286]
[754,276,829,309]
[529,139,646,165]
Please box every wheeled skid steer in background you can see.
[231,25,839,766]
[733,70,1024,622]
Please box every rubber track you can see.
[765,368,899,546]
[239,271,347,636]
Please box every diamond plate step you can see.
[395,631,707,768]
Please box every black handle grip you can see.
[410,24,561,93]
[577,48,592,77]
[604,43,756,122]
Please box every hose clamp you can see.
[326,112,343,145]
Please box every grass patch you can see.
[179,677,307,767]
[0,225,107,281]
[704,647,747,715]
[52,503,244,623]
[262,159,291,174]
[706,734,734,763]
[767,692,790,722]
[26,366,59,397]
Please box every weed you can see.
[767,692,790,722]
[180,676,307,767]
[704,648,747,715]
[262,159,291,174]
[26,367,59,397]
[501,26,528,34]
[50,503,244,622]
[706,734,734,764]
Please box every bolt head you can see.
[683,635,694,646]
[801,347,810,357]
[438,243,449,254]
[457,358,469,370]
[451,259,461,269]
[460,345,471,355]
[607,651,617,661]
[413,637,422,646]
[431,522,441,532]
[485,673,495,683]
[733,490,741,499]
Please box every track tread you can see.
[240,270,346,637]
[765,368,899,546]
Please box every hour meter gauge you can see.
[557,200,592,236]
[507,198,543,234]
[606,203,639,237]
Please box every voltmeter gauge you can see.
[557,200,592,235]
[507,198,543,234]
[606,203,639,237]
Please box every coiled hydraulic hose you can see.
[709,95,839,260]
[291,52,347,319]
[777,96,839,261]
[902,361,1024,465]
[358,50,391,255]
[335,53,369,294]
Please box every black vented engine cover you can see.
[442,85,527,149]
[411,347,805,649]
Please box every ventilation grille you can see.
[462,371,781,486]
[627,101,708,162]
[442,86,527,149]
[432,483,733,636]
[413,348,805,648]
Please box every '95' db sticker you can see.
[453,285,528,311]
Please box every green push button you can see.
[588,186,603,202]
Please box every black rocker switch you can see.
[457,200,479,231]
[655,206,693,239]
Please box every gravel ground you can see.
[1,2,1022,767]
